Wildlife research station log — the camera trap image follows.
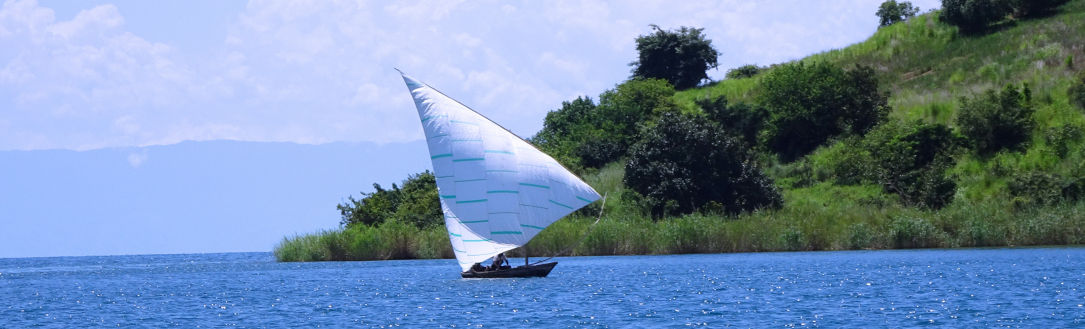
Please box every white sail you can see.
[399,72,601,271]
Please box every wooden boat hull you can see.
[460,262,557,278]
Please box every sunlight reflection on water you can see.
[1,248,1083,327]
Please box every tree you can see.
[725,65,761,79]
[338,171,442,228]
[1069,71,1085,111]
[624,112,781,217]
[630,25,720,90]
[876,0,920,27]
[532,96,600,169]
[955,84,1034,155]
[590,78,678,166]
[696,94,767,147]
[864,120,962,209]
[1009,0,1067,17]
[940,0,1011,34]
[758,62,890,162]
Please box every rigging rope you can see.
[529,192,608,265]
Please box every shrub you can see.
[864,120,962,208]
[877,0,920,27]
[1043,124,1083,158]
[847,223,877,249]
[1008,172,1084,207]
[725,65,761,79]
[1069,72,1085,111]
[955,85,1034,155]
[533,96,600,169]
[759,62,890,161]
[588,78,678,166]
[1009,0,1067,17]
[630,25,720,89]
[939,0,1011,34]
[888,216,944,248]
[624,112,782,217]
[337,171,442,228]
[696,94,767,147]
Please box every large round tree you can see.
[630,25,720,90]
[624,112,781,217]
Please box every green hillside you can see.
[275,2,1085,262]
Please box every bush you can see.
[696,94,767,147]
[847,223,877,249]
[1069,72,1085,111]
[955,85,1035,155]
[864,120,962,208]
[1009,0,1067,17]
[533,96,600,169]
[338,171,442,228]
[630,25,720,89]
[940,0,1011,34]
[877,0,920,27]
[725,65,761,79]
[1009,172,1085,207]
[759,62,890,161]
[624,112,782,217]
[888,216,944,248]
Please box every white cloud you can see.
[127,151,147,168]
[0,0,946,151]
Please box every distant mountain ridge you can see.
[0,140,429,258]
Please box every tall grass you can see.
[276,197,1085,262]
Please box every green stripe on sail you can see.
[484,150,514,155]
[459,220,489,224]
[449,232,462,237]
[440,194,456,199]
[450,120,478,126]
[456,199,488,204]
[455,178,486,183]
[420,114,446,123]
[486,190,518,194]
[463,239,491,243]
[453,248,466,253]
[549,199,574,210]
[453,158,485,162]
[519,183,550,189]
[519,203,548,210]
[488,211,519,215]
[428,133,449,139]
[431,153,453,159]
[576,196,594,203]
[520,224,546,230]
[491,231,522,235]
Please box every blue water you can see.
[1,248,1083,327]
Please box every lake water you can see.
[1,248,1083,327]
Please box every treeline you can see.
[276,0,1085,262]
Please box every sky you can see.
[1,0,943,257]
[2,0,941,151]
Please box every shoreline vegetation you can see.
[275,188,1085,262]
[276,1,1085,262]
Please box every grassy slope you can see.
[276,2,1085,262]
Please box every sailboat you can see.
[398,71,601,278]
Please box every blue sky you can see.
[1,0,943,257]
[3,0,940,151]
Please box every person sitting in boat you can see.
[490,253,509,270]
[470,262,486,272]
